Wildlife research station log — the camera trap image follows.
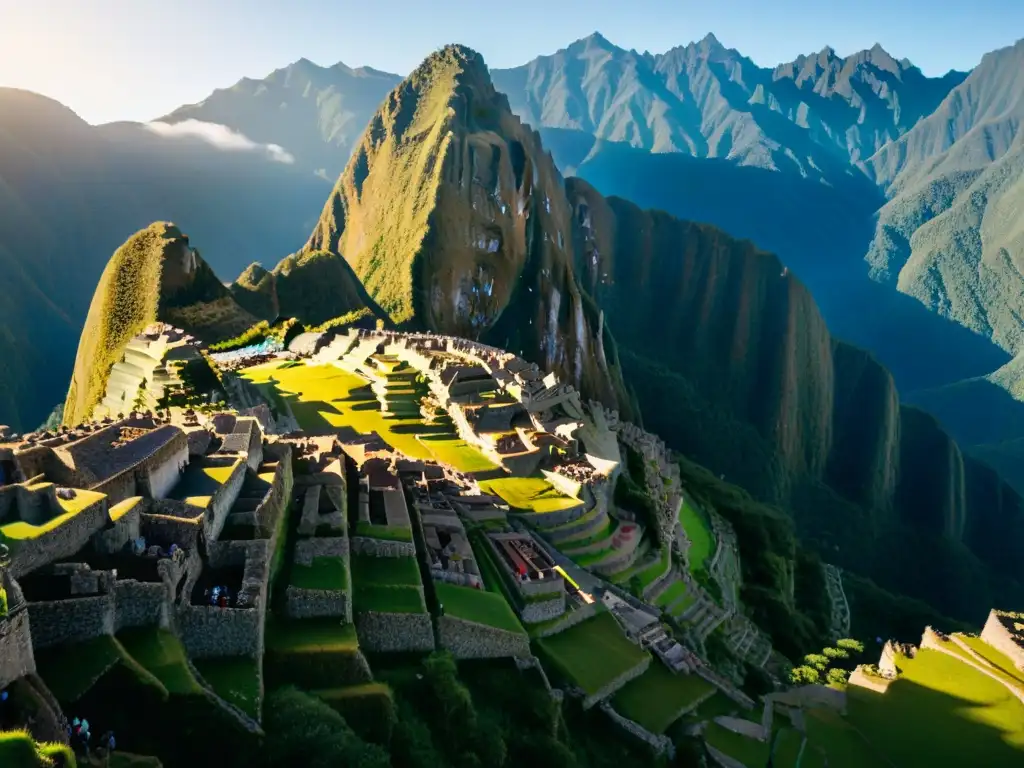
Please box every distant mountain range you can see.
[2,32,1024,481]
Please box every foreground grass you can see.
[240,362,492,471]
[436,581,524,634]
[846,647,1024,765]
[35,635,166,703]
[612,663,715,733]
[679,498,715,574]
[0,730,77,768]
[479,476,581,514]
[290,556,349,591]
[704,721,770,766]
[193,656,262,719]
[117,627,203,695]
[266,616,360,654]
[536,611,649,695]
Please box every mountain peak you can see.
[567,31,619,54]
[701,32,722,46]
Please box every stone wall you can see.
[27,595,114,649]
[294,536,348,566]
[847,665,894,693]
[178,604,261,659]
[437,615,530,659]
[601,701,675,759]
[980,610,1024,671]
[354,611,435,653]
[521,597,566,624]
[582,655,651,709]
[93,497,143,554]
[141,506,202,545]
[529,602,598,639]
[9,493,110,579]
[350,536,416,558]
[114,580,167,630]
[0,609,37,689]
[767,684,846,713]
[202,458,248,542]
[140,441,190,500]
[285,587,351,621]
[714,715,767,741]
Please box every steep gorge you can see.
[274,45,1023,623]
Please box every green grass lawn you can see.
[354,521,413,542]
[354,583,426,613]
[653,579,690,609]
[846,647,1024,765]
[350,553,421,586]
[704,721,770,766]
[241,362,494,470]
[635,547,671,589]
[536,611,649,695]
[35,635,166,703]
[436,581,524,633]
[802,706,885,768]
[478,476,581,514]
[958,634,1024,689]
[290,556,349,591]
[611,663,715,733]
[117,627,203,695]
[679,498,715,574]
[772,727,805,767]
[193,656,262,719]
[265,616,360,654]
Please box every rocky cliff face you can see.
[301,45,626,409]
[565,177,1024,618]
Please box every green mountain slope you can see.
[297,45,629,410]
[0,87,330,431]
[64,223,256,425]
[275,44,1024,625]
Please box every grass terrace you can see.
[266,616,360,654]
[290,556,349,591]
[350,552,426,614]
[0,731,76,768]
[239,361,495,472]
[117,627,203,695]
[845,647,1024,765]
[193,656,262,718]
[679,498,715,574]
[435,581,524,634]
[535,611,649,696]
[264,616,367,689]
[612,663,715,733]
[703,721,770,767]
[353,521,413,542]
[0,488,106,543]
[35,635,166,704]
[802,706,884,768]
[653,580,692,610]
[168,459,240,508]
[478,476,581,514]
[958,634,1024,689]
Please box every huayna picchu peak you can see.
[2,12,1024,768]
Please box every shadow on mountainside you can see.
[542,128,1011,394]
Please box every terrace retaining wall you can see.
[520,597,566,624]
[0,610,37,689]
[178,604,261,659]
[601,701,675,759]
[285,587,351,621]
[980,610,1024,671]
[350,537,416,558]
[529,602,598,639]
[582,655,651,709]
[294,537,349,566]
[437,615,530,659]
[355,611,435,653]
[28,595,114,649]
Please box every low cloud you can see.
[143,119,295,164]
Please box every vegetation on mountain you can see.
[62,223,256,425]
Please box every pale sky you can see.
[1,0,1021,125]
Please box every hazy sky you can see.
[2,0,1022,125]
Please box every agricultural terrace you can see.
[535,611,649,696]
[117,628,203,696]
[435,581,524,634]
[477,476,580,514]
[263,617,366,690]
[350,553,426,614]
[957,634,1024,689]
[845,647,1024,765]
[34,635,166,704]
[290,555,349,591]
[193,657,262,718]
[611,663,715,734]
[679,498,714,574]
[239,361,496,473]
